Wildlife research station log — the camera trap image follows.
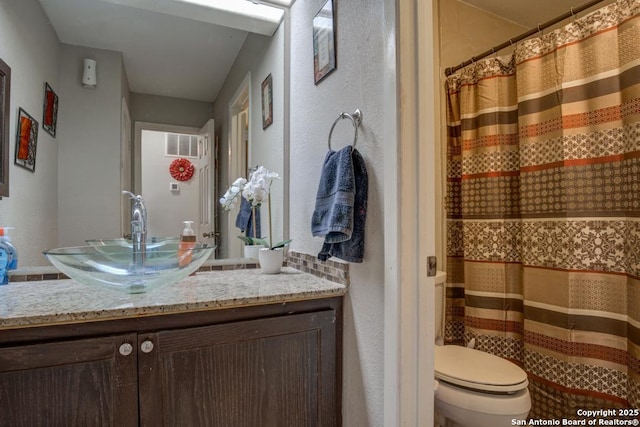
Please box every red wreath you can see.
[169,158,194,182]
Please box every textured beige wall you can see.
[435,1,525,267]
[439,1,526,71]
[0,0,61,265]
[289,0,387,424]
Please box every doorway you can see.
[120,97,132,237]
[134,121,216,253]
[226,74,251,258]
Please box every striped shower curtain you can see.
[445,0,640,418]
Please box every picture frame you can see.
[261,73,273,130]
[14,108,38,172]
[42,82,58,138]
[313,0,336,85]
[0,58,10,197]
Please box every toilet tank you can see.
[434,271,447,345]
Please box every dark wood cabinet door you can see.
[139,310,339,427]
[0,333,138,427]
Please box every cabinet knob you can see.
[140,340,154,353]
[119,342,133,356]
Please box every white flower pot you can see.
[243,244,262,259]
[258,248,284,274]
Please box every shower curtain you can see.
[445,0,640,418]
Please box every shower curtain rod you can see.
[444,0,607,76]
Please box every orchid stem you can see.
[251,206,257,239]
[268,192,273,249]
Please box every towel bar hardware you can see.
[328,108,362,152]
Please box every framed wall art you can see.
[14,108,38,172]
[262,73,273,130]
[0,58,10,197]
[313,0,336,85]
[42,82,58,138]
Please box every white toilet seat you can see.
[435,345,528,393]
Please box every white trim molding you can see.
[384,0,439,425]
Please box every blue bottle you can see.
[0,227,17,284]
[0,246,8,285]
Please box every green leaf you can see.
[271,239,292,249]
[237,235,266,245]
[253,238,270,248]
[253,238,293,250]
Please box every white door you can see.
[198,119,215,255]
[120,98,132,238]
[226,74,250,259]
[227,108,249,258]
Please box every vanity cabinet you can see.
[0,333,138,427]
[0,297,342,427]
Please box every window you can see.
[166,133,198,158]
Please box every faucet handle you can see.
[122,191,145,205]
[122,190,136,200]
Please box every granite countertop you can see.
[0,267,347,330]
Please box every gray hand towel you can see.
[318,148,368,263]
[235,196,261,238]
[312,146,368,263]
[311,146,355,243]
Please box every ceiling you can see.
[39,0,603,103]
[38,0,283,102]
[461,0,606,28]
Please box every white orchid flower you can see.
[232,177,247,187]
[221,167,280,212]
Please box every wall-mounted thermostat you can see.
[170,182,179,192]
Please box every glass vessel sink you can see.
[43,243,215,294]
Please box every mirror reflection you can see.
[3,0,285,266]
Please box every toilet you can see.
[433,272,531,427]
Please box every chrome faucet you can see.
[122,191,147,266]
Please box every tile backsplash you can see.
[8,251,349,286]
[285,251,350,286]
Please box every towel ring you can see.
[328,109,362,152]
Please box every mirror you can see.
[2,0,286,266]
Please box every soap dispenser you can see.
[178,221,196,268]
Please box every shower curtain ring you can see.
[570,7,577,22]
